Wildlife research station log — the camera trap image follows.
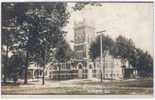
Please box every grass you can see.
[1,79,153,95]
[75,79,153,88]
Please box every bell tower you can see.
[74,19,96,61]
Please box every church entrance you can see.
[77,63,83,79]
[88,64,93,79]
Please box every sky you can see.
[64,3,154,56]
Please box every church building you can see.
[27,19,137,81]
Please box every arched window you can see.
[78,63,83,69]
[89,64,92,69]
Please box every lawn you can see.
[1,78,153,95]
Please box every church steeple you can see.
[74,18,95,60]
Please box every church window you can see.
[89,65,92,69]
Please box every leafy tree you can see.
[2,3,37,84]
[32,3,69,85]
[89,34,114,60]
[14,3,37,84]
[16,3,69,85]
[8,52,26,83]
[55,40,74,62]
[110,35,136,68]
[73,2,102,11]
[1,3,17,82]
[135,48,153,77]
[112,35,134,59]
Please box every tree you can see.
[73,2,102,11]
[89,34,114,60]
[110,35,136,68]
[55,40,74,62]
[112,35,134,59]
[8,52,26,83]
[34,3,69,85]
[19,3,69,85]
[1,3,17,83]
[8,3,70,85]
[14,3,36,84]
[135,48,153,77]
[2,3,38,84]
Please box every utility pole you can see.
[42,43,47,85]
[100,34,103,82]
[97,30,106,82]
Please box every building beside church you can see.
[94,51,124,80]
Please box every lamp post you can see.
[97,30,106,82]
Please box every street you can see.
[2,78,153,95]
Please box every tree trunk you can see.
[42,67,45,85]
[3,44,9,83]
[59,64,61,80]
[24,51,29,84]
[42,46,47,85]
[42,58,45,85]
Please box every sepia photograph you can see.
[1,1,154,97]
